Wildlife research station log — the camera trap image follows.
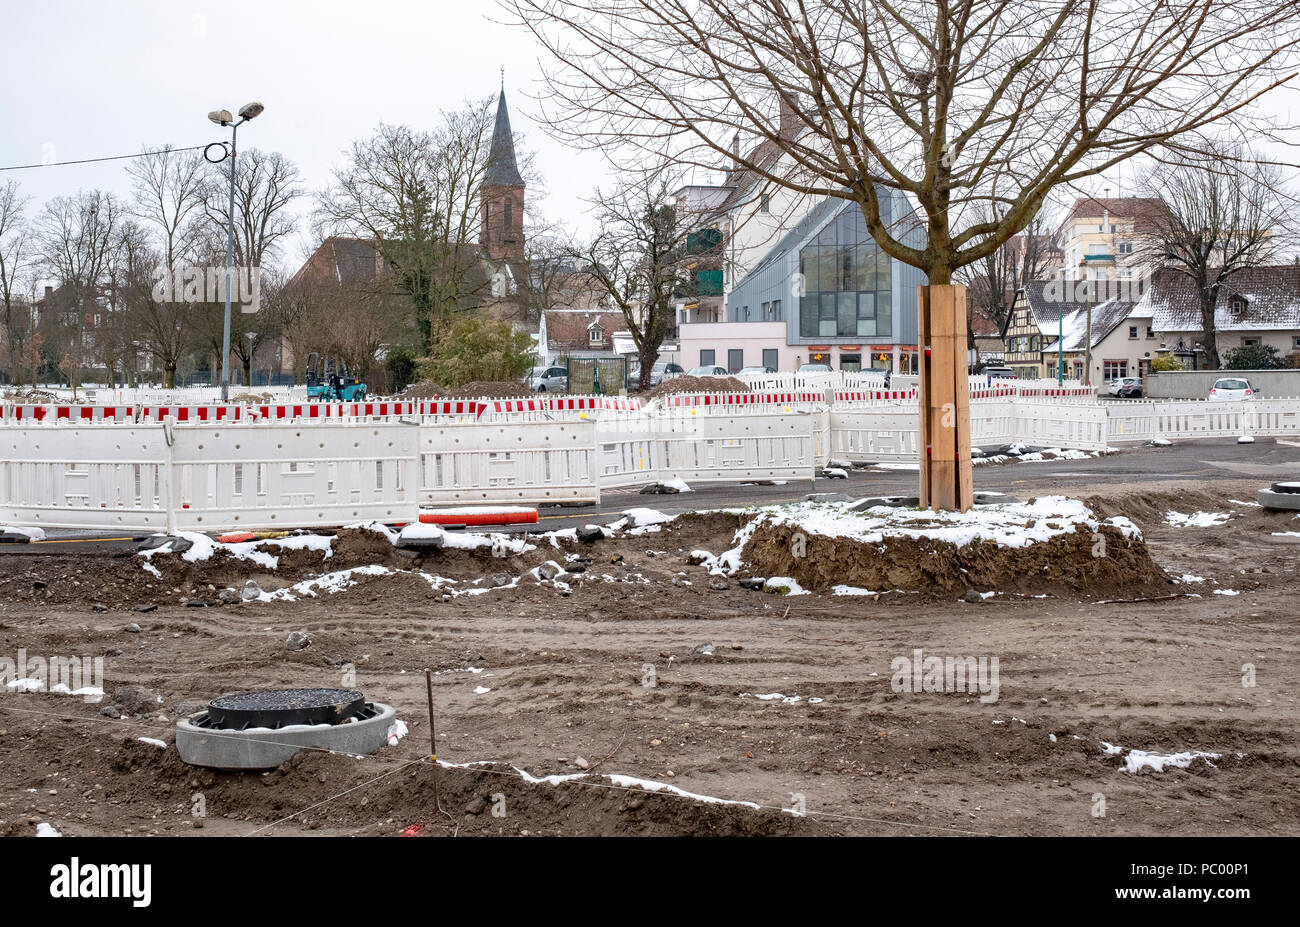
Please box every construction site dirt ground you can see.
[1,475,1297,837]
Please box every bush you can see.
[385,344,420,393]
[1149,354,1186,372]
[1222,344,1286,370]
[416,317,534,389]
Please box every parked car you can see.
[983,366,1017,380]
[626,362,684,390]
[1209,377,1258,400]
[1108,376,1143,398]
[687,365,730,377]
[738,365,777,375]
[528,365,569,393]
[797,363,833,373]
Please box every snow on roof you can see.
[1141,265,1300,332]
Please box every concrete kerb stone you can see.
[176,701,397,770]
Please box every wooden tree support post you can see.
[917,284,974,512]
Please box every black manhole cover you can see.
[203,688,368,730]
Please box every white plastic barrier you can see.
[0,426,174,530]
[168,421,419,531]
[1104,398,1300,443]
[417,419,599,505]
[829,405,919,462]
[596,408,820,489]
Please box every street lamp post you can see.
[246,331,257,387]
[207,102,264,402]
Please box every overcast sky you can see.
[0,0,621,265]
[5,1,1299,272]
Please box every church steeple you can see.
[485,86,525,189]
[481,82,526,262]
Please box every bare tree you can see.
[202,148,303,270]
[0,181,35,385]
[507,0,1300,509]
[127,146,207,387]
[196,148,302,384]
[36,191,122,393]
[569,177,703,390]
[317,99,542,350]
[1136,143,1289,369]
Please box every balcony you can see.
[1080,253,1115,265]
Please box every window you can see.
[770,299,782,320]
[700,349,715,366]
[759,301,768,319]
[762,348,779,370]
[1243,337,1260,347]
[1146,326,1155,339]
[1118,242,1133,254]
[1293,336,1300,350]
[1103,360,1128,380]
[727,348,744,373]
[1230,295,1249,315]
[588,324,603,345]
[759,193,770,214]
[798,201,892,339]
[1128,326,1138,339]
[504,200,513,230]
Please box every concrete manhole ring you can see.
[177,699,398,770]
[1258,488,1300,511]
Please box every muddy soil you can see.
[1,479,1297,837]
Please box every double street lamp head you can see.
[206,102,265,126]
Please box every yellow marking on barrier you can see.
[32,537,134,544]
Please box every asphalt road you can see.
[3,436,1297,554]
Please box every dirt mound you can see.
[649,375,750,398]
[741,519,1170,599]
[1081,480,1269,531]
[0,528,550,610]
[396,379,444,399]
[444,380,532,399]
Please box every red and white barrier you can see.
[418,506,539,526]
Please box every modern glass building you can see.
[722,190,927,372]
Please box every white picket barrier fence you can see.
[595,408,821,489]
[1104,398,1300,443]
[418,419,599,505]
[6,395,1300,531]
[1,421,421,532]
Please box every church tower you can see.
[480,84,526,263]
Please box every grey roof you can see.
[1005,280,1103,338]
[1043,297,1138,352]
[485,89,524,188]
[1140,265,1300,332]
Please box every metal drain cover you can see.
[205,688,367,730]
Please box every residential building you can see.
[672,106,928,374]
[1001,281,1102,379]
[1053,196,1170,284]
[1041,296,1152,382]
[539,308,634,364]
[1142,264,1300,368]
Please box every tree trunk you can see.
[917,284,973,512]
[638,346,656,391]
[1201,292,1221,370]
